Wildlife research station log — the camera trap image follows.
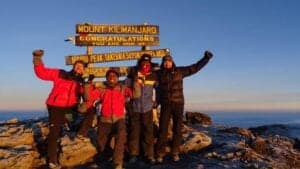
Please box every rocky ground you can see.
[0,112,299,169]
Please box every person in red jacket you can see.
[76,75,97,141]
[84,69,132,169]
[32,49,84,168]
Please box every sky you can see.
[0,0,299,112]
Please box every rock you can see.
[220,127,254,138]
[240,148,265,163]
[0,125,34,148]
[0,114,299,169]
[196,164,205,169]
[225,152,234,159]
[198,124,300,169]
[59,135,97,167]
[32,121,49,139]
[249,124,289,137]
[5,118,18,124]
[294,138,300,150]
[249,136,269,154]
[0,126,19,137]
[164,123,212,154]
[0,147,43,169]
[181,131,212,153]
[185,112,212,125]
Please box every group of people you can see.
[32,48,213,169]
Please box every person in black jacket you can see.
[156,51,213,163]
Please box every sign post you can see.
[65,48,169,65]
[66,23,169,77]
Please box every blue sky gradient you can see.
[0,0,299,112]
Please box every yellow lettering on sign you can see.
[76,24,159,34]
[83,67,131,77]
[66,49,170,65]
[77,25,106,33]
[76,35,159,46]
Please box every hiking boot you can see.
[173,154,180,162]
[147,158,156,164]
[48,162,61,169]
[114,164,123,169]
[76,134,89,142]
[156,156,163,163]
[129,156,137,164]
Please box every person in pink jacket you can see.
[33,49,84,168]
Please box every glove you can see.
[204,50,213,59]
[32,49,44,57]
[84,74,95,83]
[153,101,159,108]
[32,49,44,65]
[88,74,95,83]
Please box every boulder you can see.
[0,147,43,169]
[59,135,97,167]
[220,127,254,138]
[163,124,212,154]
[1,115,298,169]
[0,124,34,148]
[181,131,212,153]
[185,111,212,125]
[249,124,289,137]
[249,136,269,154]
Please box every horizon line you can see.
[0,108,299,113]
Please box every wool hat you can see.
[73,60,87,67]
[139,54,152,63]
[105,68,120,78]
[162,55,173,62]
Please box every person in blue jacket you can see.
[126,54,157,164]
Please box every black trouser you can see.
[77,107,96,137]
[156,102,184,156]
[47,105,76,164]
[97,119,127,165]
[128,110,154,159]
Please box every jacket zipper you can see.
[141,84,144,113]
[111,89,113,122]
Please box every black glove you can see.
[84,74,95,84]
[32,49,44,57]
[153,101,159,108]
[204,50,213,59]
[32,49,44,65]
[88,74,95,83]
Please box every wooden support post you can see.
[87,46,94,67]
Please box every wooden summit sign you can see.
[75,24,159,46]
[83,66,131,78]
[75,35,159,46]
[76,24,159,35]
[67,23,168,77]
[65,48,169,65]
